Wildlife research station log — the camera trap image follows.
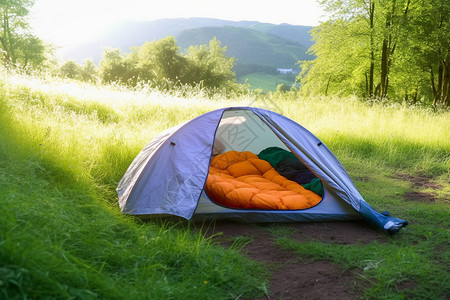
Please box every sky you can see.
[30,0,325,50]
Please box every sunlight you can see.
[31,0,324,50]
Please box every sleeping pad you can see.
[205,150,322,210]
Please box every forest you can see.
[299,0,450,108]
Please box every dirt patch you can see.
[403,191,436,203]
[200,220,380,299]
[254,260,359,300]
[395,173,443,190]
[285,221,388,245]
[395,173,442,203]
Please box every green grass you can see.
[275,238,449,299]
[1,70,449,299]
[0,72,267,299]
[260,94,450,299]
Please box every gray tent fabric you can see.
[253,109,364,210]
[117,107,407,233]
[117,109,223,219]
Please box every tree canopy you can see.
[0,0,47,69]
[98,36,237,90]
[298,0,450,108]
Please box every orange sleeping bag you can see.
[205,150,322,210]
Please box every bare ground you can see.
[192,173,445,299]
[395,172,445,203]
[201,220,386,299]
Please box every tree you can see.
[60,60,81,79]
[298,0,449,107]
[298,15,370,97]
[405,1,450,107]
[98,36,238,91]
[136,36,187,87]
[0,0,47,69]
[60,59,98,82]
[99,48,137,84]
[80,59,98,82]
[185,37,236,89]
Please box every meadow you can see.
[0,70,449,299]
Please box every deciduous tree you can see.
[298,0,449,107]
[185,37,236,89]
[60,60,81,79]
[136,36,187,87]
[0,0,47,69]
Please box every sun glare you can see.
[31,0,324,51]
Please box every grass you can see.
[262,93,450,299]
[0,72,267,299]
[275,238,449,299]
[1,70,449,299]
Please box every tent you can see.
[117,107,407,233]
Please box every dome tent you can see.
[117,107,407,233]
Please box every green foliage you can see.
[99,48,136,85]
[135,36,187,86]
[80,59,98,82]
[184,37,236,89]
[300,0,450,107]
[276,83,290,93]
[97,36,238,91]
[60,59,98,82]
[0,0,48,70]
[60,60,82,79]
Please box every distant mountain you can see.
[249,23,314,48]
[63,17,314,81]
[177,26,311,71]
[64,18,257,62]
[65,18,312,57]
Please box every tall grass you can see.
[268,93,449,176]
[0,72,267,299]
[264,93,450,299]
[1,70,449,299]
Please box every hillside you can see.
[177,26,310,71]
[249,23,314,48]
[63,18,260,62]
[63,18,313,71]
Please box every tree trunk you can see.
[412,84,418,104]
[437,63,443,101]
[443,56,450,107]
[325,77,331,96]
[430,60,450,107]
[369,1,375,98]
[379,0,397,99]
[430,66,438,107]
[0,8,14,65]
[380,38,389,98]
